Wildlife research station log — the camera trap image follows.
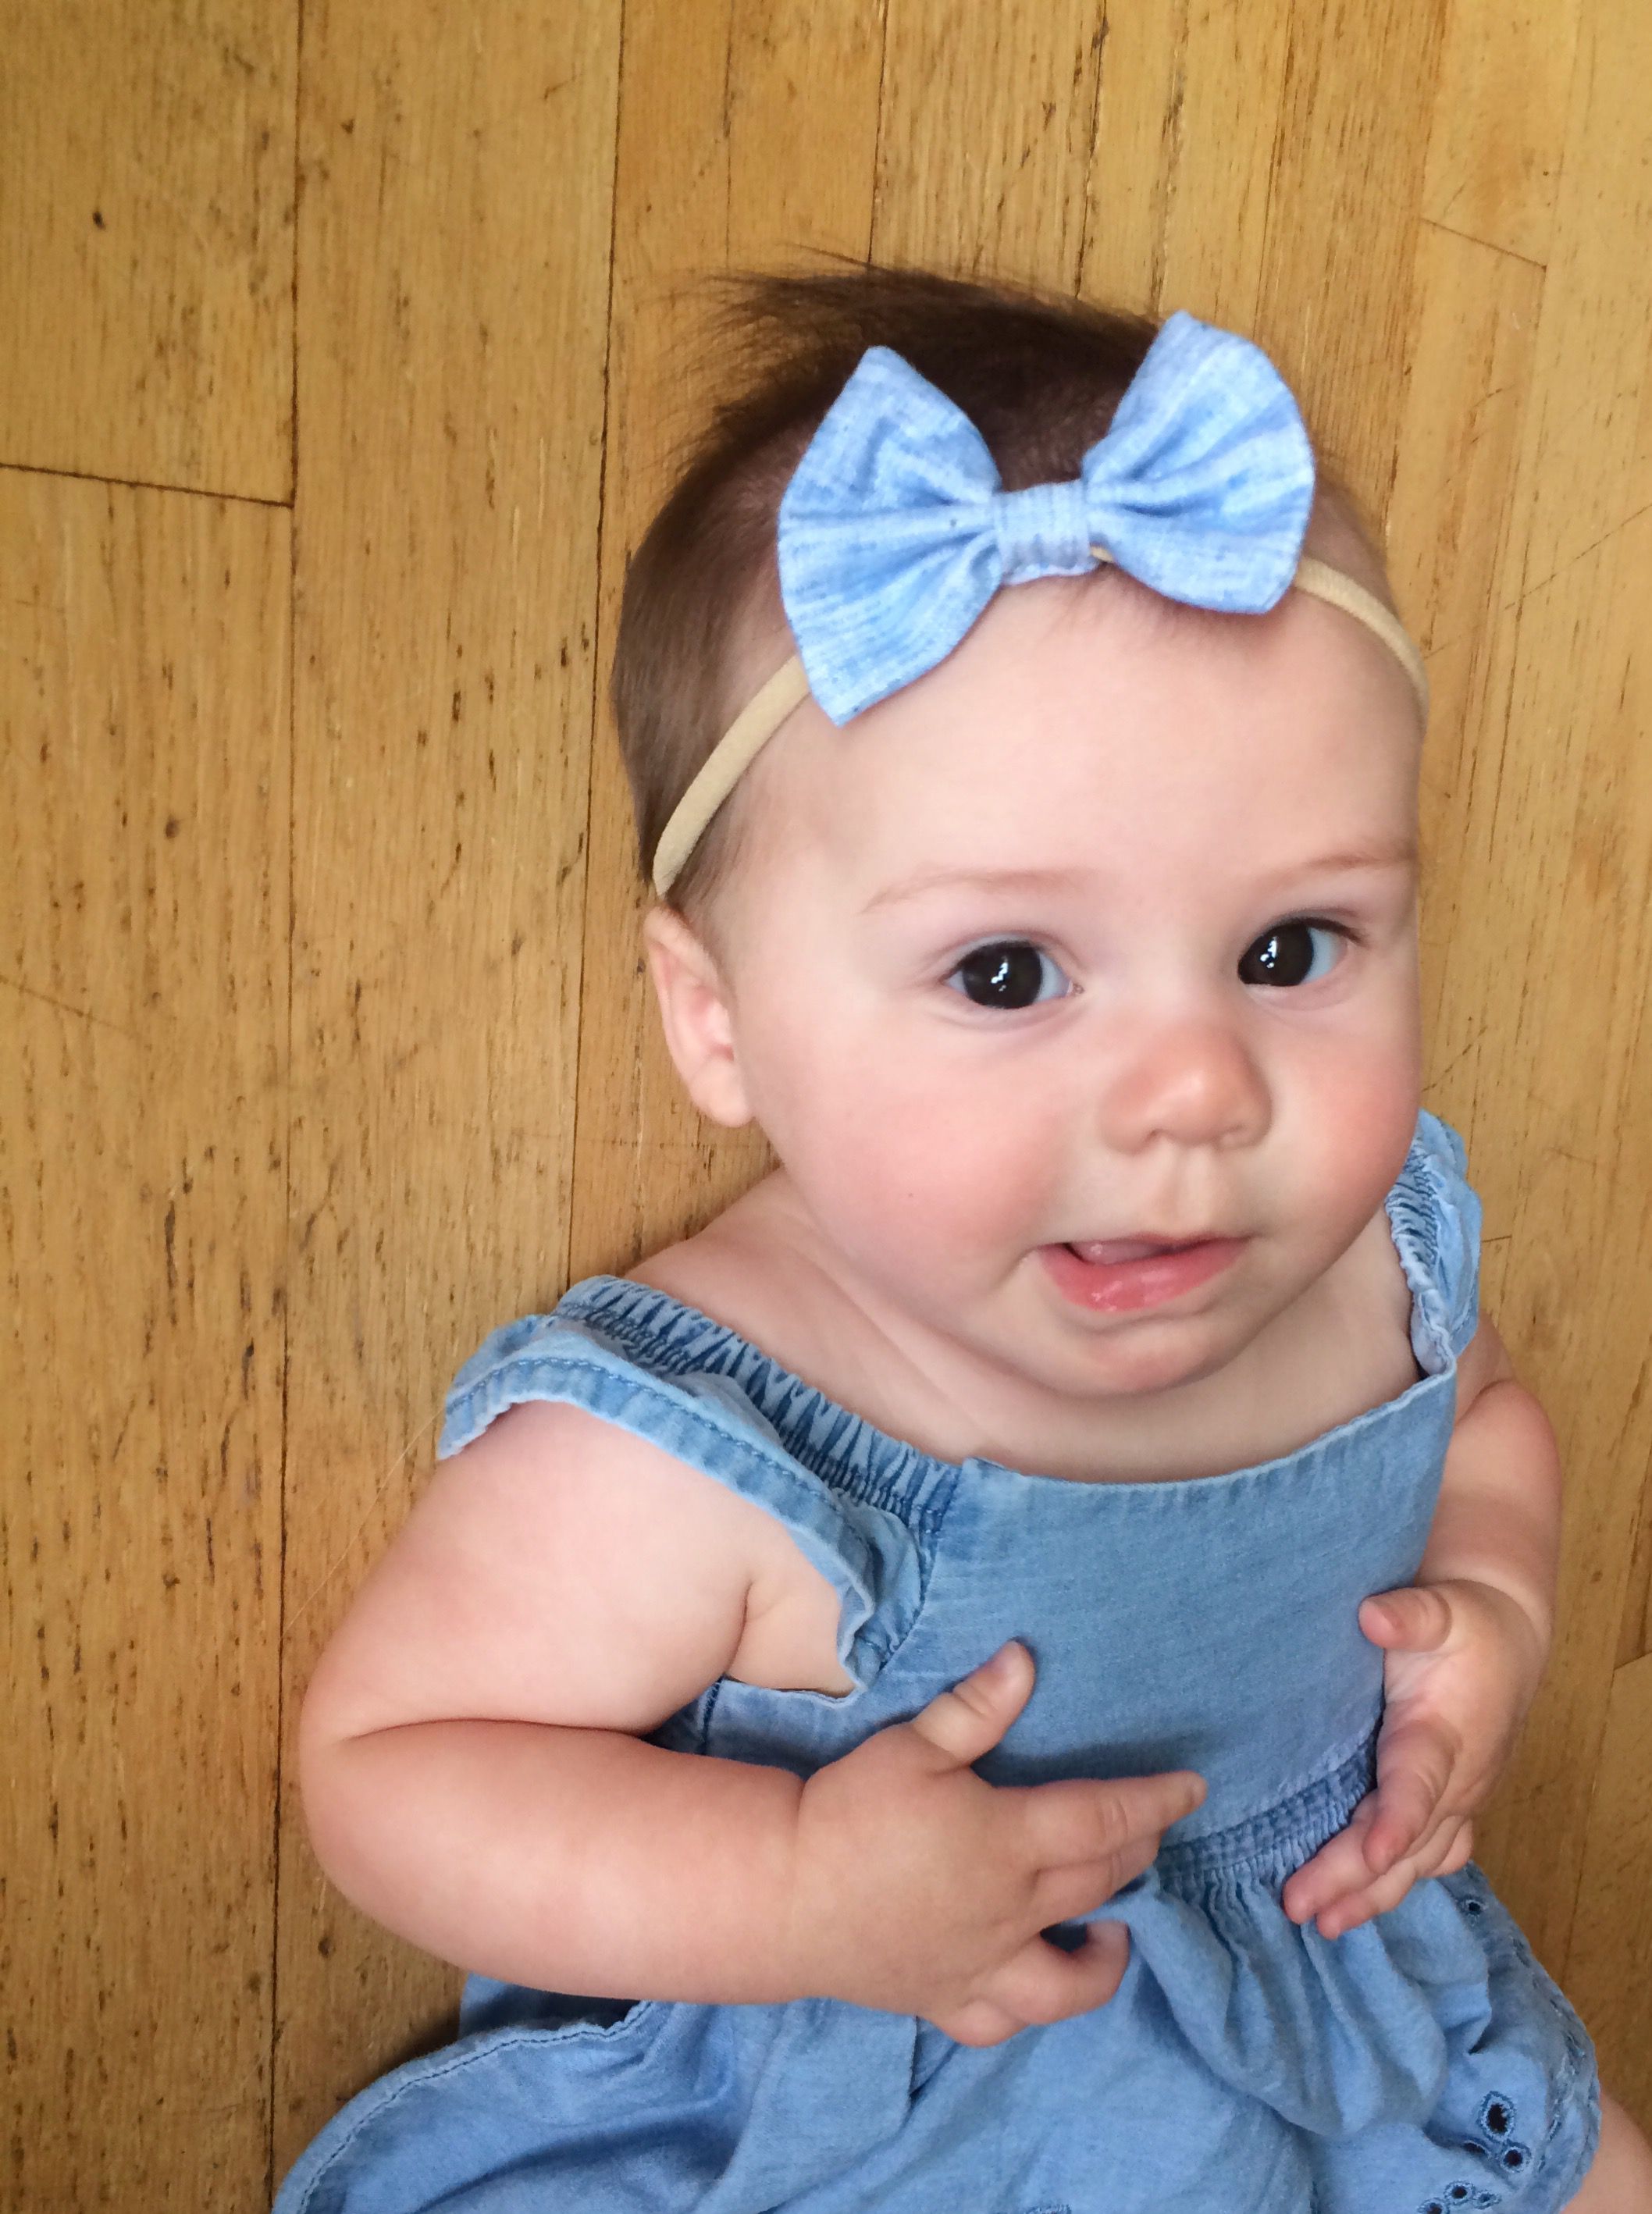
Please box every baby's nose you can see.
[1098,1018,1272,1155]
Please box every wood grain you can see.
[1422,0,1581,263]
[0,0,297,500]
[1251,0,1449,515]
[1,472,289,2206]
[872,0,1102,289]
[1084,0,1294,327]
[1566,1650,1652,2118]
[567,0,885,1285]
[1413,0,1652,1974]
[5,0,1652,2193]
[272,0,622,2171]
[1387,220,1541,1066]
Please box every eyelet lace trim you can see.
[1418,2091,1534,2211]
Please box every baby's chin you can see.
[1024,1307,1263,1404]
[930,1262,1274,1408]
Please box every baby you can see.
[277,270,1650,2213]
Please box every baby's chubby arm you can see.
[298,1400,1202,2045]
[1283,1318,1561,1936]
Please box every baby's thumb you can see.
[909,1642,1035,1767]
[1360,1584,1454,1652]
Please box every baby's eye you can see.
[1237,920,1347,988]
[945,940,1073,1010]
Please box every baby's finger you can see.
[1365,1715,1460,1874]
[1023,1770,1205,1875]
[990,1921,1132,2030]
[1323,1813,1478,1936]
[935,1994,1027,2048]
[906,1643,1036,1769]
[1409,1814,1475,1881]
[1435,1819,1475,1878]
[1280,1799,1379,1925]
[1316,1848,1424,1938]
[1359,1584,1455,1653]
[1031,1830,1161,1926]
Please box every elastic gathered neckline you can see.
[555,1123,1458,1514]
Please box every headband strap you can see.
[650,313,1429,897]
[652,561,1428,894]
[652,658,813,899]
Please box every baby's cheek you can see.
[1298,1049,1420,1243]
[830,1073,1063,1265]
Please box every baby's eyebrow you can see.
[1269,838,1419,879]
[860,843,1415,915]
[860,864,1094,913]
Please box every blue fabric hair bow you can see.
[776,310,1316,724]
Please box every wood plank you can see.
[1471,508,1652,1968]
[1084,0,1293,327]
[728,2,887,262]
[1611,292,1652,1678]
[1621,1504,1652,1671]
[1386,223,1542,1072]
[1426,503,1652,1967]
[1409,0,1652,1970]
[0,0,297,501]
[1497,2,1652,601]
[0,472,289,2209]
[871,0,1102,289]
[274,0,621,2174]
[568,0,885,1283]
[1565,1651,1652,2130]
[1422,0,1581,263]
[1251,0,1449,518]
[1090,0,1448,525]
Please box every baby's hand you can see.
[1281,1579,1546,1940]
[786,1641,1205,2046]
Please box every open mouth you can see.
[1066,1237,1207,1265]
[1041,1235,1246,1313]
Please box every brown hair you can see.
[610,266,1376,917]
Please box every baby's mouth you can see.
[1066,1236,1209,1263]
[1041,1233,1248,1314]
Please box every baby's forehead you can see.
[725,571,1420,906]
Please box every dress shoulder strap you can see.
[1388,1110,1483,1371]
[437,1280,952,1685]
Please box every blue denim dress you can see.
[276,1112,1599,2214]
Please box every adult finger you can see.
[906,1643,1036,1768]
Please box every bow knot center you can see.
[991,479,1096,586]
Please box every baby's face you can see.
[700,572,1424,1404]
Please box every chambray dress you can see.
[276,1112,1599,2214]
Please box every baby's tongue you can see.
[1069,1237,1187,1264]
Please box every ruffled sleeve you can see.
[1386,1110,1483,1372]
[437,1294,937,1690]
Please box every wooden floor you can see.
[4,1,1650,2204]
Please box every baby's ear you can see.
[640,906,753,1129]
